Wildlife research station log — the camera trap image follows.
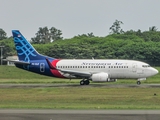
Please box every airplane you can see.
[7,30,158,85]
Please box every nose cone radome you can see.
[151,68,159,76]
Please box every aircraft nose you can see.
[152,68,159,75]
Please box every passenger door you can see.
[132,63,137,72]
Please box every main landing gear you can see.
[80,79,90,85]
[137,81,141,85]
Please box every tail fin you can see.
[12,30,44,62]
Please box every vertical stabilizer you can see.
[12,30,44,61]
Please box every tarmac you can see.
[0,83,160,88]
[0,109,160,120]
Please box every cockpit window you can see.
[142,65,150,68]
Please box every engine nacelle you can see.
[92,73,108,82]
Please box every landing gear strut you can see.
[137,81,141,85]
[80,79,90,85]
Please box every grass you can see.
[0,87,160,109]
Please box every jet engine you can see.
[92,73,109,82]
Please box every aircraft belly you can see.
[110,71,138,79]
[110,72,125,78]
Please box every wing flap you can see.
[59,69,91,77]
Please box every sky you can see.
[0,0,160,40]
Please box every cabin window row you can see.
[57,66,129,69]
[57,66,106,69]
[109,66,128,68]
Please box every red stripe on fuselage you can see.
[50,59,65,78]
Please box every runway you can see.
[0,83,160,88]
[0,110,160,120]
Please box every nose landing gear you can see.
[137,78,146,85]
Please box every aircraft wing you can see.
[3,59,30,65]
[46,58,91,78]
[58,69,91,77]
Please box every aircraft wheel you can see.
[80,80,85,85]
[137,81,141,85]
[85,80,90,85]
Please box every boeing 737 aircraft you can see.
[7,30,158,85]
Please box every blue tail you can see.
[12,30,45,62]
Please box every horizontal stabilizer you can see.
[3,59,30,65]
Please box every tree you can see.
[74,32,95,38]
[149,26,158,31]
[50,27,63,41]
[87,32,95,37]
[31,26,63,44]
[0,28,7,40]
[109,20,124,34]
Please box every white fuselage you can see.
[56,59,158,79]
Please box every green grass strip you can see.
[0,87,160,109]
